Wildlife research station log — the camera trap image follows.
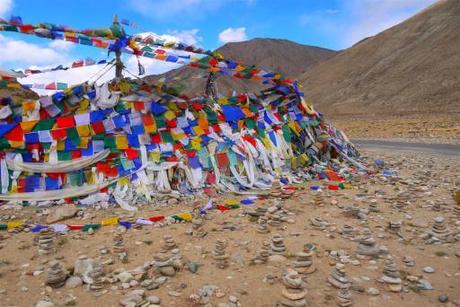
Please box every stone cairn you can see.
[213,239,229,269]
[356,230,387,257]
[191,217,207,238]
[256,216,270,234]
[153,253,177,277]
[327,264,352,289]
[402,255,415,268]
[337,289,353,307]
[279,270,308,307]
[270,234,287,255]
[310,217,329,230]
[252,241,270,264]
[388,220,402,235]
[112,231,128,262]
[88,261,104,291]
[381,258,402,292]
[37,227,55,255]
[426,216,452,243]
[431,202,441,212]
[368,199,380,213]
[453,202,460,221]
[161,234,177,252]
[340,225,355,239]
[46,260,67,288]
[292,251,316,276]
[267,213,283,229]
[312,194,323,206]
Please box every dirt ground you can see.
[329,114,460,144]
[0,148,459,307]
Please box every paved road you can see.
[352,139,460,157]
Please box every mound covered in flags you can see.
[0,16,363,209]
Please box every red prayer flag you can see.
[56,116,75,128]
[5,125,24,142]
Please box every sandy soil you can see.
[329,114,460,145]
[0,149,459,307]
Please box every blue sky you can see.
[0,0,437,89]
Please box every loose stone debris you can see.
[0,149,458,306]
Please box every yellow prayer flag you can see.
[217,97,228,105]
[176,212,192,222]
[190,138,202,150]
[101,217,119,226]
[22,101,36,112]
[261,136,272,149]
[79,136,89,149]
[20,120,38,133]
[197,117,208,129]
[225,199,239,205]
[144,124,156,133]
[76,124,90,137]
[192,126,205,136]
[9,140,24,148]
[149,151,161,163]
[7,220,24,230]
[164,110,176,121]
[115,135,128,150]
[57,141,65,151]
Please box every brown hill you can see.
[153,38,337,97]
[299,0,460,117]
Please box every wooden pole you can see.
[113,15,123,79]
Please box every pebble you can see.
[65,276,83,288]
[35,301,54,307]
[168,290,182,297]
[147,296,161,304]
[438,294,449,303]
[423,266,435,273]
[367,288,380,296]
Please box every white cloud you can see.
[167,29,202,46]
[300,0,438,48]
[0,34,71,67]
[48,40,75,52]
[218,27,248,44]
[0,0,12,17]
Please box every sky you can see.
[0,0,438,93]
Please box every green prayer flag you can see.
[66,127,80,147]
[33,118,55,131]
[160,131,174,143]
[104,136,116,149]
[57,151,71,161]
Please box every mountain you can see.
[298,0,460,117]
[152,38,337,97]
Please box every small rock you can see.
[268,255,287,262]
[188,262,198,273]
[36,301,54,307]
[116,271,133,283]
[423,266,435,273]
[168,290,182,297]
[46,206,78,224]
[438,294,449,303]
[147,296,161,304]
[65,276,83,289]
[367,288,380,296]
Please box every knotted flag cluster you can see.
[0,16,362,207]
